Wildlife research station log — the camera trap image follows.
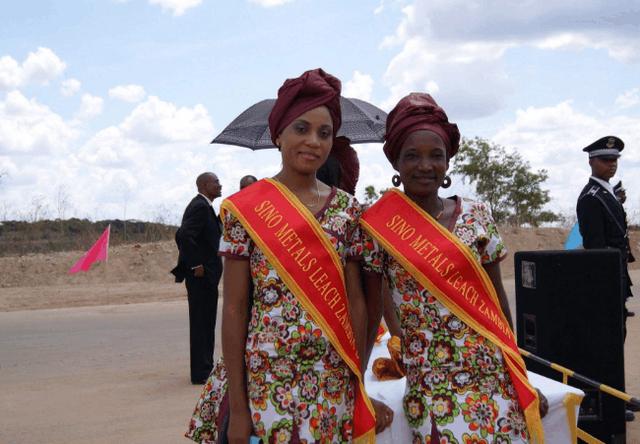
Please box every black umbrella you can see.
[212,97,387,150]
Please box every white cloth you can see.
[590,176,615,196]
[365,334,584,443]
[198,192,213,207]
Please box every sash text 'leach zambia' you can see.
[385,214,513,340]
[254,199,356,349]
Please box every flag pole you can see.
[105,224,110,305]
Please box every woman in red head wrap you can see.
[187,69,380,444]
[360,93,547,443]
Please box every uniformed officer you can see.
[577,136,637,421]
[577,136,633,320]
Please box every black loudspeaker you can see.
[514,249,626,444]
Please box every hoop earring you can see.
[392,174,401,187]
[441,175,452,189]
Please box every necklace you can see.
[274,176,321,208]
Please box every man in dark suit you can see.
[172,172,223,384]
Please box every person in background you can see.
[577,138,634,322]
[239,174,257,190]
[316,136,360,195]
[577,138,636,421]
[172,172,223,385]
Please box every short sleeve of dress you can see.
[345,195,364,260]
[218,208,251,259]
[361,229,384,274]
[473,201,507,265]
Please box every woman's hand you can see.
[227,408,254,444]
[371,397,394,434]
[536,388,549,418]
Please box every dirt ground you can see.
[0,226,582,310]
[3,226,640,311]
[1,228,640,442]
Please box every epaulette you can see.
[579,186,600,202]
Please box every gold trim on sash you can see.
[361,188,544,442]
[222,179,375,443]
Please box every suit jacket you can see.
[577,179,628,254]
[171,194,223,285]
[577,178,632,286]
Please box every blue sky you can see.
[1,0,640,224]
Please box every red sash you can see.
[361,189,543,443]
[221,178,375,443]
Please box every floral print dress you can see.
[364,197,529,444]
[186,188,363,444]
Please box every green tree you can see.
[451,137,558,226]
[362,185,390,207]
[363,185,379,207]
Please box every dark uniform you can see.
[172,194,223,384]
[614,181,636,266]
[576,136,633,330]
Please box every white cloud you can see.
[392,0,638,56]
[615,88,640,109]
[248,0,295,7]
[75,94,104,121]
[108,84,146,103]
[381,0,640,119]
[533,32,640,63]
[0,90,77,155]
[0,56,21,90]
[148,0,202,16]
[373,0,408,15]
[343,71,375,102]
[491,101,640,215]
[381,36,512,117]
[0,92,231,221]
[78,126,142,168]
[120,95,213,144]
[0,47,66,90]
[22,48,67,85]
[60,78,81,97]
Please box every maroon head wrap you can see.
[383,93,460,164]
[268,68,342,145]
[332,136,360,195]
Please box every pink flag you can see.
[68,225,111,274]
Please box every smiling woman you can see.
[186,68,378,444]
[360,93,547,443]
[274,106,334,207]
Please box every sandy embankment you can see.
[0,226,589,311]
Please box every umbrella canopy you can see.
[212,97,387,150]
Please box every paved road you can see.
[1,279,638,443]
[0,300,219,444]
